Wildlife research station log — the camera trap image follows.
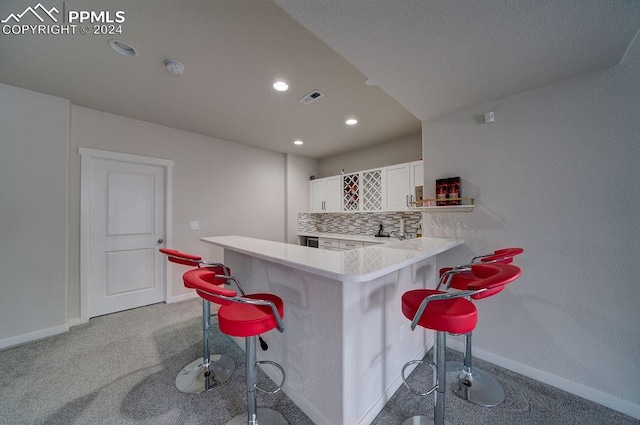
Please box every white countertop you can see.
[201,235,463,282]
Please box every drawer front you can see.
[319,238,340,250]
[339,240,364,250]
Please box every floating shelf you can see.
[410,197,474,212]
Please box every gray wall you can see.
[0,84,288,346]
[317,132,421,178]
[0,84,70,343]
[285,154,318,244]
[421,45,640,414]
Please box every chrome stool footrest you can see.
[255,360,285,394]
[401,359,438,397]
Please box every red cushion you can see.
[439,267,477,291]
[182,267,232,292]
[467,263,521,292]
[480,247,524,264]
[217,293,285,337]
[159,248,202,267]
[402,289,477,334]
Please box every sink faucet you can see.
[390,230,407,240]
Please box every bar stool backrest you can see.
[159,248,203,267]
[476,247,524,265]
[467,263,521,300]
[183,270,238,305]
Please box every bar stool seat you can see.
[437,247,523,407]
[401,263,521,425]
[402,289,477,335]
[187,270,288,425]
[160,248,236,394]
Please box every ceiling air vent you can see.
[299,90,324,105]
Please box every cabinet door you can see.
[339,240,364,250]
[310,179,326,212]
[362,169,382,211]
[410,160,424,205]
[324,176,341,212]
[382,163,411,210]
[342,173,361,212]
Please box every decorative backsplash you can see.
[298,212,423,237]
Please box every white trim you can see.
[167,292,198,304]
[79,147,174,322]
[0,324,69,350]
[447,340,640,420]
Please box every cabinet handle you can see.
[405,195,409,207]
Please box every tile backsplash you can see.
[298,212,423,237]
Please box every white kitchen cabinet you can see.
[410,160,424,205]
[339,240,364,250]
[341,169,383,212]
[319,237,341,250]
[381,162,411,210]
[381,160,424,211]
[310,176,341,212]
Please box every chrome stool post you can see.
[401,264,521,425]
[175,298,235,393]
[226,335,287,425]
[159,249,236,394]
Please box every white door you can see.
[80,148,173,320]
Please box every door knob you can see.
[157,239,164,244]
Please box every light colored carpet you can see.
[0,300,637,425]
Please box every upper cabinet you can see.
[310,176,341,212]
[340,169,383,212]
[381,163,411,211]
[309,160,423,213]
[380,160,423,211]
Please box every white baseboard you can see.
[167,292,198,303]
[447,340,640,420]
[0,324,69,350]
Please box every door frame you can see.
[79,147,174,323]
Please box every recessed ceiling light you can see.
[108,39,137,57]
[346,118,358,126]
[294,140,303,145]
[273,81,289,92]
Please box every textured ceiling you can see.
[2,1,639,159]
[274,0,640,121]
[0,0,420,159]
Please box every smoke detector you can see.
[299,90,324,105]
[164,59,184,75]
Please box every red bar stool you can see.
[159,248,235,393]
[185,269,288,425]
[401,263,521,425]
[437,247,523,407]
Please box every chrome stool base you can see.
[226,408,288,425]
[446,361,505,407]
[175,354,236,394]
[401,417,453,425]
